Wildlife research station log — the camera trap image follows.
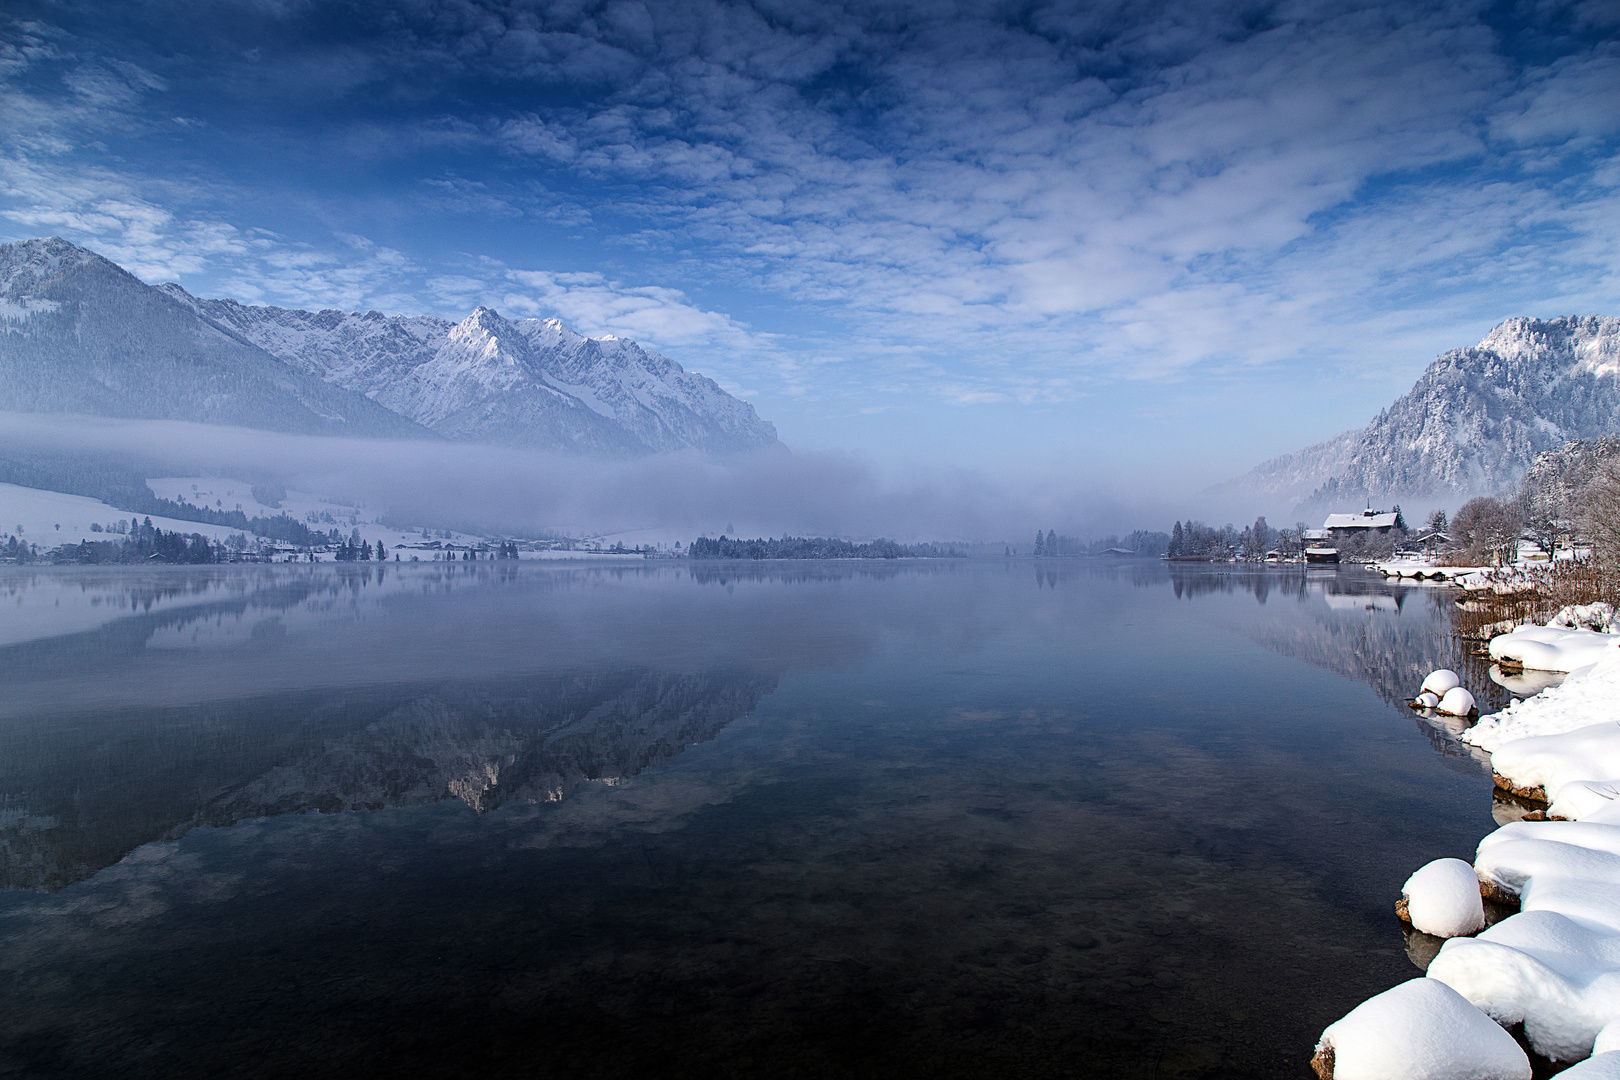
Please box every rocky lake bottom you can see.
[0,560,1520,1078]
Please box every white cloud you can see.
[2,0,1617,430]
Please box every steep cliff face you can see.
[166,289,783,456]
[1323,317,1620,502]
[0,238,431,438]
[1218,316,1620,515]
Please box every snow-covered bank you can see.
[1316,607,1620,1077]
[1464,651,1620,755]
[1488,625,1620,674]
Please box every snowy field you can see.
[0,476,679,571]
[146,475,480,553]
[0,482,247,547]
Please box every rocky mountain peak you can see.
[1216,314,1620,518]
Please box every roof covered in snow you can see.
[1324,510,1400,530]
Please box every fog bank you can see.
[0,413,1184,543]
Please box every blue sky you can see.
[3,0,1618,492]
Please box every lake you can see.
[0,560,1511,1079]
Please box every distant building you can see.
[1409,530,1451,555]
[1302,528,1340,564]
[1323,508,1402,539]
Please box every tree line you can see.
[1030,529,1170,557]
[1167,517,1299,560]
[687,535,960,560]
[1445,435,1620,567]
[53,518,225,564]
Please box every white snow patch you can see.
[1552,783,1620,826]
[1437,687,1476,716]
[1403,859,1485,938]
[1314,977,1528,1080]
[1464,651,1620,753]
[1429,910,1620,1061]
[1489,625,1620,674]
[1421,669,1461,696]
[1483,724,1620,801]
[0,482,243,547]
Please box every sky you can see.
[3,0,1619,494]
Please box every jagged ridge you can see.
[1219,316,1620,515]
[162,287,782,456]
[0,238,431,438]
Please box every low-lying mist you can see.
[0,413,1181,543]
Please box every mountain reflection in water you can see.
[0,561,1510,1080]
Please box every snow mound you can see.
[1553,783,1620,826]
[1437,687,1476,716]
[1428,909,1620,1061]
[1489,625,1620,673]
[1415,691,1441,709]
[1403,859,1485,937]
[1314,978,1528,1080]
[1422,670,1462,695]
[1597,1018,1620,1055]
[1560,1051,1620,1079]
[1474,837,1620,899]
[1465,651,1620,752]
[1519,876,1620,934]
[1487,725,1620,802]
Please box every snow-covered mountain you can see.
[0,238,430,438]
[163,287,782,456]
[1219,316,1620,516]
[1204,428,1360,513]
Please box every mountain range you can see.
[1214,315,1620,516]
[0,237,780,456]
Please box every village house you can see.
[1323,508,1403,540]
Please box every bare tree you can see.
[1586,461,1620,569]
[1452,496,1522,565]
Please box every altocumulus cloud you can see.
[0,0,1617,453]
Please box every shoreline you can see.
[1314,598,1620,1079]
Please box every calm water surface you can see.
[0,561,1510,1079]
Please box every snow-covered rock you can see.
[1429,909,1620,1061]
[1437,688,1477,716]
[1553,783,1620,826]
[1402,859,1486,938]
[1312,978,1529,1080]
[1485,725,1620,803]
[1489,626,1620,674]
[1422,670,1462,696]
[1415,691,1441,709]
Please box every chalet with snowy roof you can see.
[1323,508,1402,539]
